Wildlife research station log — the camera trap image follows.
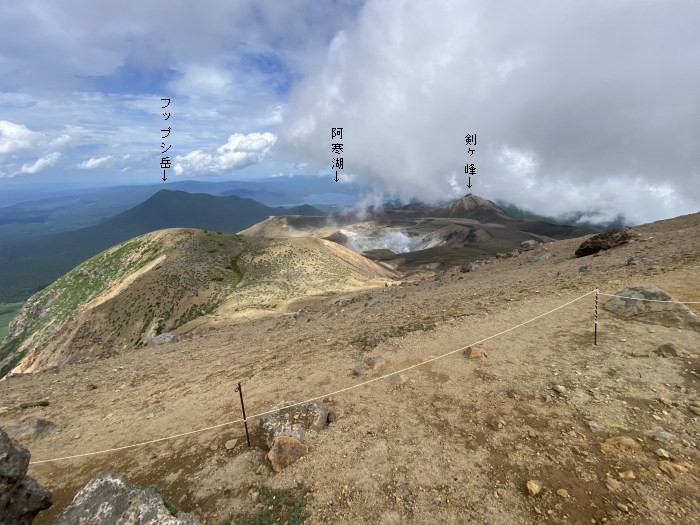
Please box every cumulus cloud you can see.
[0,120,41,155]
[77,155,114,169]
[280,0,700,224]
[19,152,61,174]
[173,132,277,175]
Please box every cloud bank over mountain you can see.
[279,0,700,224]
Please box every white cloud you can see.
[19,152,61,174]
[77,155,114,169]
[0,120,41,155]
[280,0,700,223]
[173,132,276,175]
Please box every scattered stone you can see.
[259,400,329,449]
[618,470,636,480]
[526,480,542,497]
[327,410,338,424]
[365,298,380,308]
[617,503,630,513]
[267,436,308,472]
[531,252,554,263]
[460,263,476,273]
[556,488,569,498]
[690,405,700,416]
[626,256,650,266]
[52,472,199,524]
[225,439,238,451]
[658,461,677,478]
[654,448,671,459]
[552,385,567,395]
[520,240,539,252]
[148,332,179,346]
[464,345,488,359]
[18,399,49,409]
[578,265,590,273]
[4,418,57,441]
[586,420,602,432]
[250,491,259,503]
[391,373,409,385]
[352,364,365,377]
[0,430,52,525]
[604,287,700,332]
[575,227,638,257]
[645,428,676,441]
[599,436,642,453]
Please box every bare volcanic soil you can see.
[1,213,699,525]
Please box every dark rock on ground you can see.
[0,429,52,525]
[52,472,200,524]
[604,286,700,332]
[575,227,638,257]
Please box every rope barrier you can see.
[598,292,700,304]
[29,289,595,465]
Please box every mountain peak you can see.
[432,194,513,222]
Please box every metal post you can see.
[235,382,251,447]
[594,288,598,346]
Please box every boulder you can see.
[0,429,52,525]
[519,240,539,252]
[603,287,700,332]
[52,472,199,524]
[259,401,329,449]
[575,227,638,257]
[5,418,57,441]
[148,332,179,346]
[266,436,309,472]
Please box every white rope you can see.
[598,292,700,304]
[29,289,595,465]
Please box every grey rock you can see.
[147,332,179,346]
[5,418,57,441]
[578,265,590,273]
[519,240,539,252]
[0,429,52,525]
[531,252,553,263]
[604,287,700,332]
[575,227,639,257]
[224,439,238,450]
[365,298,380,308]
[53,472,199,524]
[460,263,476,273]
[626,256,649,266]
[259,400,329,449]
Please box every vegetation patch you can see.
[350,322,436,349]
[221,485,308,525]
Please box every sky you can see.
[0,0,698,224]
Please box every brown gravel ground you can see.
[1,212,699,525]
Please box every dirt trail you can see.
[1,213,699,524]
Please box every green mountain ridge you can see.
[0,190,323,302]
